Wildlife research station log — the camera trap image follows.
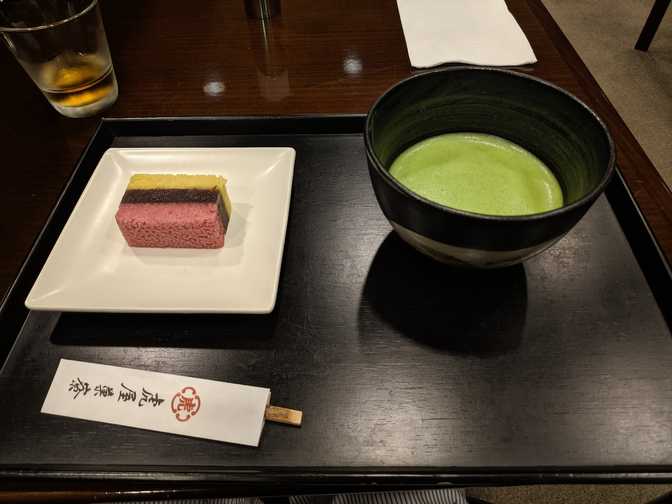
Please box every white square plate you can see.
[25,147,295,313]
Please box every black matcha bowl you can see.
[364,67,615,268]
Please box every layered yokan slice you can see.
[115,174,232,249]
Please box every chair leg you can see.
[635,0,671,51]
[645,489,672,504]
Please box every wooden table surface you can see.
[1,0,671,499]
[1,0,671,305]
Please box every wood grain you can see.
[0,0,670,304]
[1,0,672,499]
[0,121,670,488]
[266,405,303,426]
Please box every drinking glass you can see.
[0,0,118,118]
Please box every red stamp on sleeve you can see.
[171,386,201,422]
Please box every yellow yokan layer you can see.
[127,174,232,216]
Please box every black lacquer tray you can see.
[1,116,671,489]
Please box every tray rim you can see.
[1,115,671,486]
[3,465,672,484]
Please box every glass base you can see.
[46,71,118,118]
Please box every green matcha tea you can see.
[389,133,563,216]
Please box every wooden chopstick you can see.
[265,405,303,427]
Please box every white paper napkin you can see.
[396,0,537,68]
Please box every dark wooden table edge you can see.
[2,471,672,504]
[2,467,672,497]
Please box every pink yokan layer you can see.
[115,202,225,248]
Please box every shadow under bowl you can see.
[365,67,615,268]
